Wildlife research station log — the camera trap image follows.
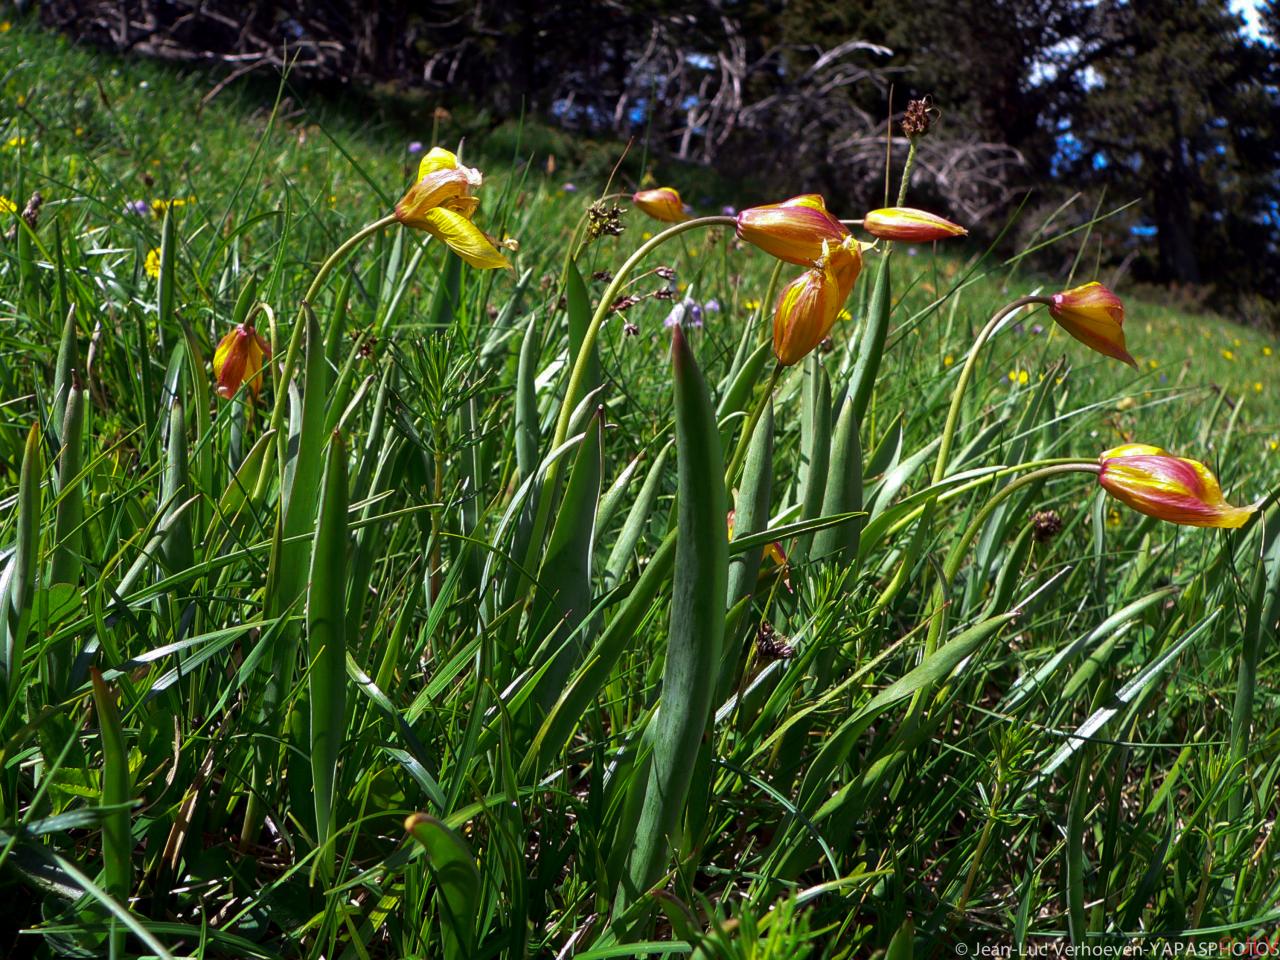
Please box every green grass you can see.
[3,17,1280,959]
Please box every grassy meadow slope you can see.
[2,17,1280,960]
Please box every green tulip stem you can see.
[933,296,1051,485]
[253,213,398,499]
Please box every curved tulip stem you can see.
[252,213,398,500]
[551,215,737,460]
[907,461,1100,721]
[932,296,1050,485]
[522,216,737,585]
[724,362,784,488]
[940,462,1099,588]
[867,457,1095,618]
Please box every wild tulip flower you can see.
[394,146,511,270]
[772,241,862,365]
[1048,282,1135,367]
[1098,443,1258,528]
[213,323,271,400]
[863,207,967,242]
[631,187,689,223]
[736,194,850,265]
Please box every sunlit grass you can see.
[2,17,1279,960]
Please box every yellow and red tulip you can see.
[631,187,689,223]
[862,207,967,242]
[1049,282,1135,367]
[394,146,511,270]
[736,194,850,265]
[1098,444,1258,528]
[213,323,271,400]
[772,241,862,366]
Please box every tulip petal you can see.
[632,187,689,223]
[1099,451,1257,528]
[421,207,511,270]
[863,207,967,242]
[417,147,462,179]
[736,195,849,265]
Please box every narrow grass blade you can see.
[529,406,603,714]
[309,431,349,881]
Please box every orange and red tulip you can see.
[862,207,967,242]
[631,187,689,223]
[736,194,850,265]
[1049,282,1135,367]
[1098,444,1258,528]
[213,323,271,400]
[771,241,862,366]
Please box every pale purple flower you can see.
[665,297,704,329]
[125,199,149,217]
[704,298,721,313]
[685,298,704,327]
[408,141,424,154]
[1031,324,1045,335]
[907,247,919,257]
[562,182,577,193]
[721,204,737,216]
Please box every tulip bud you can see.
[736,195,850,265]
[1048,282,1135,367]
[862,207,967,242]
[631,187,689,223]
[1098,444,1258,528]
[772,242,860,366]
[213,323,271,400]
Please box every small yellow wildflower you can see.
[1221,349,1235,361]
[4,135,28,150]
[943,354,954,367]
[641,232,653,241]
[838,309,852,322]
[16,94,25,107]
[1007,369,1029,386]
[1107,509,1122,528]
[1254,381,1263,393]
[1270,440,1279,453]
[1265,346,1274,357]
[744,299,761,311]
[0,21,11,32]
[0,196,16,215]
[144,247,162,279]
[1147,359,1158,369]
[1233,337,1242,347]
[151,197,195,217]
[74,126,85,137]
